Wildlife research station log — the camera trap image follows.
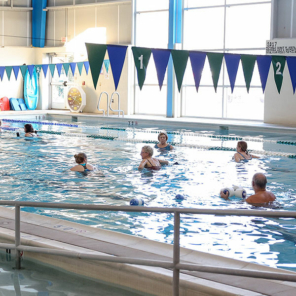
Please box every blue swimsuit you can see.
[80,163,90,171]
[238,152,252,162]
[154,144,171,151]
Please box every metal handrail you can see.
[109,92,124,117]
[97,91,109,116]
[0,201,296,296]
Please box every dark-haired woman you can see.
[24,124,38,137]
[70,153,94,172]
[233,141,259,162]
[154,132,173,151]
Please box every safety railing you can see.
[0,201,296,296]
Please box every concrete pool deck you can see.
[0,207,295,296]
[1,110,296,134]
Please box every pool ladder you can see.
[97,91,124,117]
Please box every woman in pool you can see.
[154,132,173,151]
[139,145,169,170]
[24,124,38,137]
[234,141,259,162]
[70,153,94,172]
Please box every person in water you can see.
[233,141,259,162]
[24,124,38,137]
[138,146,169,170]
[220,173,276,206]
[154,132,173,151]
[70,153,94,172]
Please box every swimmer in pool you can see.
[233,141,259,162]
[138,146,169,170]
[24,124,38,137]
[154,132,173,151]
[220,173,276,206]
[70,153,94,172]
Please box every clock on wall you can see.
[67,86,86,112]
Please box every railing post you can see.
[15,205,21,269]
[173,211,180,296]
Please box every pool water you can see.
[0,250,145,296]
[1,115,296,271]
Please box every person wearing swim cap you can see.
[24,124,38,137]
[139,146,169,170]
[220,173,276,205]
[70,153,94,172]
[155,132,173,151]
[233,141,259,162]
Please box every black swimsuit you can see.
[145,159,161,170]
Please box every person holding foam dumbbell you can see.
[220,173,276,206]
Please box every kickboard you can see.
[9,98,21,111]
[24,67,39,110]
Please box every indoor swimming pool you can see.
[1,115,296,272]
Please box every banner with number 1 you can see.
[132,47,152,90]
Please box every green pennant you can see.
[207,53,223,92]
[241,54,257,93]
[49,64,56,77]
[85,43,107,89]
[272,56,286,94]
[63,63,70,76]
[20,65,27,79]
[171,50,189,92]
[35,65,42,76]
[77,62,84,75]
[5,66,12,81]
[132,47,152,90]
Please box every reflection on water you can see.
[0,251,142,296]
[0,123,296,271]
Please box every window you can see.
[134,0,169,115]
[182,1,271,120]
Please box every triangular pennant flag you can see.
[12,66,20,80]
[257,55,272,93]
[189,51,206,92]
[224,53,240,93]
[152,48,171,90]
[0,67,4,81]
[272,56,286,94]
[132,46,152,90]
[85,43,107,89]
[49,64,56,77]
[27,65,35,78]
[107,44,128,90]
[103,59,110,73]
[70,62,76,76]
[5,66,12,81]
[241,55,257,93]
[63,63,70,76]
[171,49,189,92]
[35,65,42,76]
[287,57,296,94]
[83,61,90,74]
[207,52,224,92]
[20,65,28,79]
[77,62,84,75]
[41,64,49,78]
[56,63,63,77]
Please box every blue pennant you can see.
[287,57,296,94]
[152,48,171,90]
[70,62,76,75]
[224,53,241,93]
[0,67,5,81]
[83,61,90,75]
[28,65,35,78]
[257,55,272,93]
[189,51,207,92]
[107,45,128,90]
[42,64,49,78]
[12,66,20,80]
[56,63,63,77]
